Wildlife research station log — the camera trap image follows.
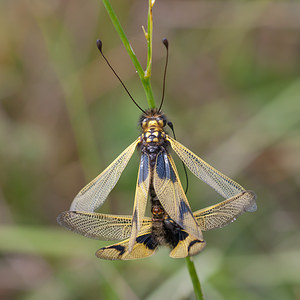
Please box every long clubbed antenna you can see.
[96,40,146,114]
[158,38,169,112]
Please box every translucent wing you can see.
[70,139,139,212]
[57,211,152,240]
[153,151,203,240]
[194,190,257,231]
[96,231,158,260]
[128,153,150,251]
[169,231,206,258]
[167,136,245,198]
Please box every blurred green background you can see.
[0,0,299,299]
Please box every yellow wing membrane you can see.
[169,232,206,258]
[195,190,257,231]
[167,136,245,198]
[96,230,157,260]
[70,139,139,212]
[57,211,152,241]
[128,153,150,251]
[153,151,203,241]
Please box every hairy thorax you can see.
[138,109,169,168]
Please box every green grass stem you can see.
[102,0,156,108]
[186,257,205,300]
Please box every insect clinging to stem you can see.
[67,38,257,252]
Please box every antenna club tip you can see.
[162,38,169,48]
[96,39,103,51]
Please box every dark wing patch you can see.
[136,234,158,250]
[179,199,193,224]
[96,229,157,260]
[139,153,149,184]
[169,230,206,258]
[156,151,176,182]
[177,230,189,242]
[155,151,166,180]
[105,245,126,256]
[188,239,204,253]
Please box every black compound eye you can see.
[141,118,148,128]
[156,117,166,127]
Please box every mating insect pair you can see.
[57,39,257,260]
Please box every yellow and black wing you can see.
[167,136,245,198]
[96,231,158,260]
[170,190,256,258]
[169,231,206,258]
[128,153,151,251]
[70,139,139,212]
[153,150,203,241]
[194,190,257,231]
[57,210,152,241]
